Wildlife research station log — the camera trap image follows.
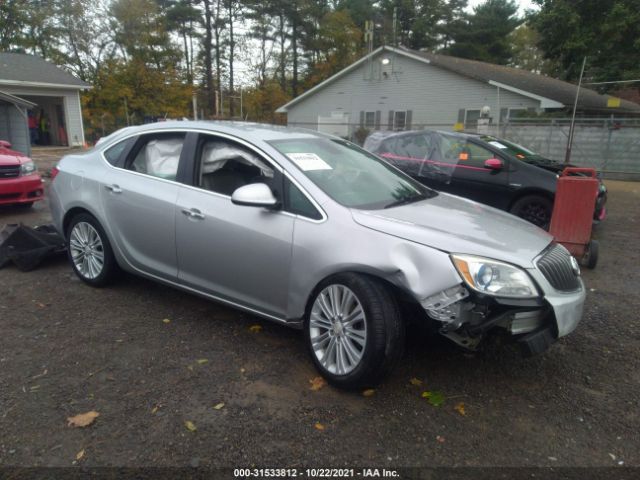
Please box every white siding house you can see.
[0,53,90,155]
[277,46,640,140]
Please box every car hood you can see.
[0,147,28,166]
[351,193,553,268]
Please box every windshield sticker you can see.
[286,152,333,171]
[488,141,508,149]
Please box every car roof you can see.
[98,121,324,148]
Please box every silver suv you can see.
[49,122,585,389]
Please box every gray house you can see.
[276,46,640,139]
[0,53,90,155]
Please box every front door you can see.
[175,133,294,318]
[438,135,510,207]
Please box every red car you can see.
[0,140,44,207]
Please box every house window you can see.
[394,111,407,130]
[364,111,375,128]
[465,109,481,127]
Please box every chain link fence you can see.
[289,117,640,180]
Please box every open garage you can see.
[0,53,90,152]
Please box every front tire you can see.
[510,195,553,230]
[66,213,118,287]
[304,273,405,389]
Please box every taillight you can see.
[50,166,60,180]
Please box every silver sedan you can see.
[49,122,586,389]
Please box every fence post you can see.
[547,120,554,157]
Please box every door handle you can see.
[181,208,205,220]
[105,184,122,194]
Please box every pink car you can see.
[0,140,44,207]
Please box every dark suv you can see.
[364,130,607,229]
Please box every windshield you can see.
[478,136,550,162]
[269,137,435,209]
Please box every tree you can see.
[303,10,362,88]
[378,0,468,51]
[164,0,201,84]
[0,1,28,51]
[508,24,548,73]
[531,0,640,88]
[446,0,521,65]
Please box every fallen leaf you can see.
[187,365,194,371]
[151,406,159,414]
[213,402,225,410]
[185,420,197,432]
[436,435,445,443]
[409,378,423,386]
[309,376,326,391]
[249,324,262,333]
[196,359,208,365]
[362,389,375,397]
[37,302,46,308]
[421,391,445,407]
[314,422,325,431]
[162,318,171,324]
[67,411,99,428]
[454,402,466,416]
[76,449,85,461]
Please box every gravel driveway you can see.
[1,177,638,476]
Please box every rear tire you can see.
[304,273,405,390]
[66,213,119,287]
[510,195,553,230]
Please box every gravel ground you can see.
[0,171,638,474]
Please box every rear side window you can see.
[127,133,186,181]
[103,139,129,165]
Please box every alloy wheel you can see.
[309,285,367,375]
[69,221,105,280]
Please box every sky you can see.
[467,0,538,14]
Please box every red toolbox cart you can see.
[548,167,600,268]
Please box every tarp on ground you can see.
[0,224,66,271]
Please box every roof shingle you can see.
[402,47,640,113]
[0,53,90,88]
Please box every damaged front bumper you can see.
[420,274,585,356]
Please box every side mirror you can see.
[484,158,503,170]
[231,183,279,208]
[0,140,11,149]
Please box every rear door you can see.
[174,133,295,318]
[100,131,187,280]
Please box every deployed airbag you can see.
[201,141,273,177]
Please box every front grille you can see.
[537,243,581,292]
[0,165,20,178]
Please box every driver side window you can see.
[196,136,274,196]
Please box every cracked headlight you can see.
[451,254,539,299]
[20,161,36,175]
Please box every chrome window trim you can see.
[98,127,327,224]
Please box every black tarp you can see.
[0,224,66,271]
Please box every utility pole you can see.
[123,97,129,126]
[392,7,398,47]
[565,56,587,164]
